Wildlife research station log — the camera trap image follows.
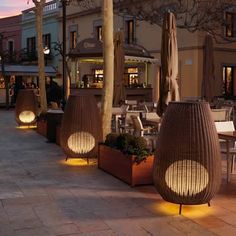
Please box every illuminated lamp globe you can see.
[19,110,36,124]
[67,131,95,154]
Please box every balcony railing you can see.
[22,0,59,21]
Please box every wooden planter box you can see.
[36,119,47,137]
[56,125,61,146]
[98,145,154,187]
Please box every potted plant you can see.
[98,133,155,187]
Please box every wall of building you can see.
[21,0,60,70]
[0,15,22,54]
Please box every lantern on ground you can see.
[60,95,102,160]
[153,101,221,214]
[15,89,38,126]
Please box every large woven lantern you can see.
[15,89,38,126]
[60,95,102,160]
[153,101,221,214]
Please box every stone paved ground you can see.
[1,110,236,236]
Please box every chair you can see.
[221,106,233,121]
[143,112,161,132]
[118,111,140,134]
[215,121,236,174]
[125,100,137,105]
[125,100,138,111]
[111,107,125,133]
[211,108,229,121]
[130,115,157,151]
[145,112,161,121]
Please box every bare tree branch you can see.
[114,0,236,43]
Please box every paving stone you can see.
[74,230,118,236]
[0,110,236,236]
[209,225,236,236]
[47,223,80,235]
[15,227,54,236]
[33,204,74,227]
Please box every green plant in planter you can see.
[104,133,119,148]
[104,133,152,163]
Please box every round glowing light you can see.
[19,111,36,123]
[165,160,209,196]
[67,132,95,154]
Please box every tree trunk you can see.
[33,0,47,114]
[101,0,114,141]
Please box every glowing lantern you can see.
[60,95,102,160]
[15,89,38,126]
[153,101,221,214]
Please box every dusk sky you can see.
[0,0,35,18]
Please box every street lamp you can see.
[61,0,71,108]
[43,46,50,66]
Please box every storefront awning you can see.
[69,38,157,62]
[78,56,159,64]
[125,55,159,64]
[0,65,57,76]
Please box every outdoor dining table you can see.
[143,117,161,130]
[218,131,236,183]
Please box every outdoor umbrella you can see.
[113,31,125,106]
[157,12,180,116]
[201,34,215,102]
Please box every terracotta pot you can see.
[36,119,47,137]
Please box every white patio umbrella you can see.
[157,12,180,116]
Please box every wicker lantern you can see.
[15,89,38,126]
[153,101,221,214]
[60,95,102,160]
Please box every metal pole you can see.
[62,0,67,107]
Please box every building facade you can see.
[1,0,235,103]
[0,14,22,62]
[0,15,22,104]
[21,0,60,72]
[62,1,236,101]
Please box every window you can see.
[223,66,236,98]
[94,69,103,82]
[127,67,138,86]
[43,34,51,49]
[27,37,36,53]
[226,12,236,37]
[93,19,102,41]
[96,26,102,41]
[70,31,77,49]
[126,19,135,44]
